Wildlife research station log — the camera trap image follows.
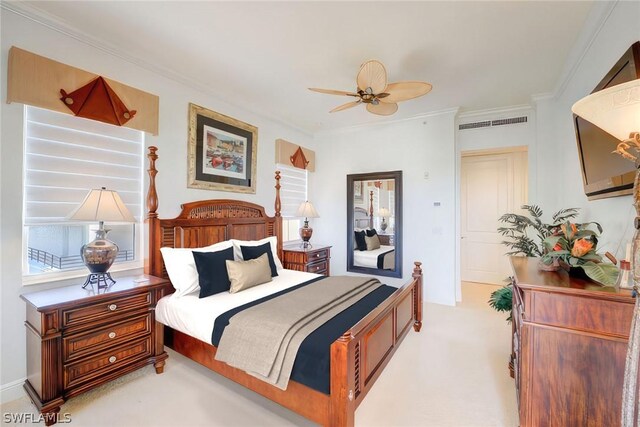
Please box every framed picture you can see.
[354,181,363,202]
[188,103,258,193]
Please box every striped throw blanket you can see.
[215,276,381,390]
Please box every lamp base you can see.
[299,224,313,249]
[81,228,119,273]
[82,272,116,289]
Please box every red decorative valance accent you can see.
[60,76,136,126]
[289,146,310,170]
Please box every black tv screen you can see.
[575,41,639,200]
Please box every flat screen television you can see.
[574,41,640,200]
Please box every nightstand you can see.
[282,244,331,276]
[378,233,394,246]
[20,275,171,426]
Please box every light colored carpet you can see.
[1,282,517,426]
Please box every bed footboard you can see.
[329,262,423,426]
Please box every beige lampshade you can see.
[296,201,319,219]
[571,79,640,141]
[378,207,391,217]
[67,188,136,222]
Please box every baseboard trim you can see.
[1,378,26,404]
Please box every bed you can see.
[144,146,422,426]
[353,245,395,270]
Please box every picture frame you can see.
[354,181,363,202]
[188,103,258,193]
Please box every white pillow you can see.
[160,240,234,297]
[230,236,283,270]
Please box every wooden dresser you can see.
[510,257,634,427]
[21,275,171,425]
[282,244,331,276]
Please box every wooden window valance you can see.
[275,138,315,172]
[7,46,159,135]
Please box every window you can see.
[23,106,144,279]
[276,164,308,242]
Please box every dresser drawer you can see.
[529,290,633,338]
[308,249,329,263]
[64,336,152,389]
[307,260,328,275]
[63,292,152,328]
[63,313,152,362]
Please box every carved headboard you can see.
[144,147,283,279]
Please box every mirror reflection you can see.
[347,171,402,278]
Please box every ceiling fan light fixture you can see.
[309,60,432,116]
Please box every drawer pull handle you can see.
[108,356,117,363]
[108,304,117,311]
[108,332,116,339]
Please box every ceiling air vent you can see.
[458,121,491,130]
[459,116,528,131]
[492,116,528,126]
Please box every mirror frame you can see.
[346,171,402,278]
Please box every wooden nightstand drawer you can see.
[64,336,152,389]
[307,260,328,275]
[282,244,331,276]
[63,313,152,362]
[63,292,152,328]
[308,249,329,262]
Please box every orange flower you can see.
[571,238,593,257]
[553,243,563,251]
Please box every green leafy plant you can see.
[497,205,580,257]
[489,205,580,321]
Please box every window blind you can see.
[24,106,143,226]
[277,164,307,218]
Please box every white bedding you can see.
[155,269,321,345]
[353,245,394,268]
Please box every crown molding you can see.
[550,0,618,100]
[0,1,314,137]
[457,104,533,121]
[314,107,460,137]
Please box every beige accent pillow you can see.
[365,234,381,251]
[226,253,273,293]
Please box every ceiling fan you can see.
[309,60,432,116]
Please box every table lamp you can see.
[67,187,136,289]
[296,201,319,248]
[572,78,639,427]
[378,207,390,232]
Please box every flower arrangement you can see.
[540,221,619,286]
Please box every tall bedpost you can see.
[145,146,161,276]
[368,190,374,229]
[274,171,283,260]
[412,261,423,332]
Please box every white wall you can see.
[535,0,640,261]
[312,111,458,306]
[0,9,313,399]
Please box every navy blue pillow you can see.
[354,230,367,251]
[366,228,378,237]
[241,242,279,277]
[193,246,235,298]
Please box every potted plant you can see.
[488,205,580,321]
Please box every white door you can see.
[461,150,527,285]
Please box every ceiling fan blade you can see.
[366,102,398,116]
[330,100,361,113]
[380,81,432,103]
[357,60,387,94]
[309,88,359,97]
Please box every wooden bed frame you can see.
[144,146,423,426]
